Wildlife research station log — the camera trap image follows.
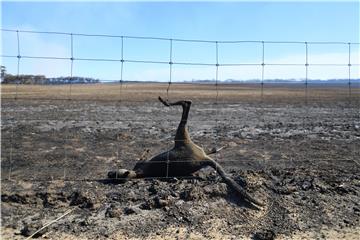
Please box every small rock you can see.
[20,225,32,237]
[170,190,179,198]
[301,195,308,201]
[98,227,109,237]
[154,196,169,208]
[313,126,323,132]
[301,181,312,191]
[68,191,94,209]
[106,192,122,201]
[272,185,297,195]
[20,222,46,237]
[164,177,178,183]
[1,194,28,204]
[335,184,350,195]
[139,200,153,210]
[253,229,276,240]
[313,180,328,193]
[203,183,227,197]
[148,185,158,195]
[105,205,122,218]
[179,186,204,201]
[127,190,138,201]
[307,134,317,139]
[228,141,237,147]
[234,176,248,188]
[79,218,90,226]
[124,206,140,215]
[36,192,54,208]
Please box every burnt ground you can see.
[1,84,360,239]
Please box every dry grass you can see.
[1,83,358,103]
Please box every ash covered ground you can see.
[1,84,360,239]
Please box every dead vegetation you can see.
[1,83,360,239]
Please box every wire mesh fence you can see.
[1,29,359,182]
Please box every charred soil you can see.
[1,84,360,239]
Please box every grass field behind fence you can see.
[1,83,359,103]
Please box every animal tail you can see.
[205,157,265,207]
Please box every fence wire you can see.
[1,28,360,182]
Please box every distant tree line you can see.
[2,74,100,85]
[1,65,100,85]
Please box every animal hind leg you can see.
[158,96,192,146]
[202,156,264,208]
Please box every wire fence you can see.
[1,29,360,182]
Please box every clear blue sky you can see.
[1,1,359,81]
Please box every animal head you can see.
[107,168,137,179]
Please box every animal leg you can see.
[158,96,192,146]
[203,156,264,207]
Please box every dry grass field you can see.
[1,82,359,103]
[1,83,360,239]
